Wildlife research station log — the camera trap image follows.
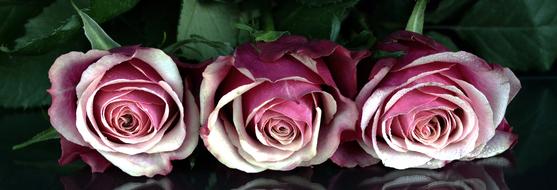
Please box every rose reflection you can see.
[60,156,510,190]
[330,156,511,190]
[216,167,325,190]
[60,168,184,190]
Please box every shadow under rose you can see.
[329,155,512,190]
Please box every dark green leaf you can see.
[1,0,138,54]
[72,1,120,50]
[0,0,53,47]
[12,128,59,150]
[274,0,359,40]
[427,31,458,51]
[0,52,54,108]
[0,0,87,53]
[454,0,557,71]
[177,0,248,61]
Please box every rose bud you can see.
[48,46,199,177]
[199,36,369,172]
[332,31,520,169]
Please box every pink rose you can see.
[48,46,199,177]
[199,36,368,172]
[333,31,520,169]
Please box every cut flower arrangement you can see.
[11,0,521,177]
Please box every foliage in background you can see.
[1,0,556,109]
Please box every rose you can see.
[48,46,199,177]
[333,31,520,169]
[199,36,368,172]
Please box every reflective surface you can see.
[1,77,556,189]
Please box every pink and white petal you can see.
[98,151,170,177]
[98,90,198,177]
[84,80,173,154]
[473,130,517,159]
[173,88,200,161]
[146,81,188,153]
[374,142,433,169]
[242,80,321,119]
[232,97,296,162]
[355,60,393,108]
[132,48,184,99]
[75,53,132,98]
[307,94,358,166]
[403,51,519,126]
[59,136,111,173]
[242,106,323,170]
[48,50,109,146]
[76,76,114,152]
[199,56,234,125]
[448,77,496,145]
[201,82,265,173]
[234,43,324,83]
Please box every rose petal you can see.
[48,50,109,146]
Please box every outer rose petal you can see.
[199,56,233,125]
[59,136,110,173]
[48,50,109,146]
[202,82,265,173]
[473,120,517,159]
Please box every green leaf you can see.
[71,1,120,50]
[405,0,428,34]
[12,128,59,150]
[254,30,289,42]
[177,0,248,61]
[0,0,87,54]
[454,0,557,71]
[0,52,54,108]
[427,31,458,51]
[1,0,138,54]
[0,0,53,47]
[330,15,341,41]
[274,0,359,40]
